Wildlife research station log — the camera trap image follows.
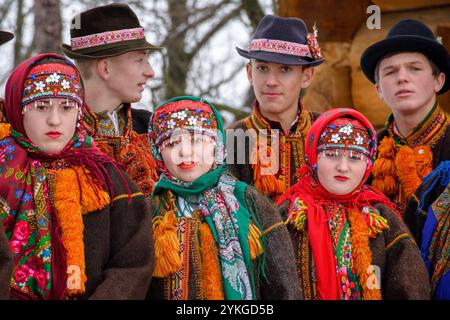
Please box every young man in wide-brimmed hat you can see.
[360,19,450,211]
[0,30,14,300]
[228,15,324,202]
[62,3,159,196]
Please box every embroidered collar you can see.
[82,103,132,139]
[386,103,448,148]
[250,100,308,136]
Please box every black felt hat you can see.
[61,3,159,59]
[236,14,324,66]
[360,19,450,94]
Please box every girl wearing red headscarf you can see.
[0,53,153,299]
[277,108,430,300]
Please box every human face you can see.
[316,149,368,195]
[376,52,445,116]
[105,50,154,103]
[22,98,79,154]
[246,60,314,119]
[160,132,216,182]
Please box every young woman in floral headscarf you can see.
[0,53,153,300]
[147,96,300,300]
[277,108,430,300]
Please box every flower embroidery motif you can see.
[46,73,60,83]
[35,81,45,92]
[331,134,341,143]
[61,80,71,90]
[355,133,363,145]
[339,125,353,135]
[187,116,197,126]
[168,119,176,129]
[172,111,187,120]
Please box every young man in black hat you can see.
[360,19,450,211]
[62,3,158,197]
[0,30,14,300]
[228,14,324,201]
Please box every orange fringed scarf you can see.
[348,209,382,300]
[52,166,110,296]
[200,223,224,300]
[251,143,284,199]
[372,136,433,207]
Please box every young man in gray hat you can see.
[360,19,450,211]
[62,3,158,197]
[228,14,324,202]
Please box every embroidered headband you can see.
[317,117,373,156]
[22,63,83,106]
[150,99,218,148]
[71,27,145,50]
[249,30,322,60]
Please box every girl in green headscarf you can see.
[147,96,300,300]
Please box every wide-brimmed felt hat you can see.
[236,14,324,66]
[61,3,160,59]
[360,19,450,95]
[0,31,14,46]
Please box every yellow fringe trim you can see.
[263,221,286,235]
[366,210,389,238]
[113,192,144,203]
[385,233,411,251]
[251,143,284,198]
[153,210,182,277]
[0,123,11,140]
[200,223,224,299]
[248,222,264,260]
[348,209,382,300]
[53,166,110,297]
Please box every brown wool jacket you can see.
[279,201,431,300]
[0,224,12,300]
[148,186,302,300]
[77,164,154,299]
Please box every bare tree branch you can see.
[241,0,265,29]
[0,0,15,23]
[187,4,243,59]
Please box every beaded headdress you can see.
[317,117,373,156]
[22,63,83,106]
